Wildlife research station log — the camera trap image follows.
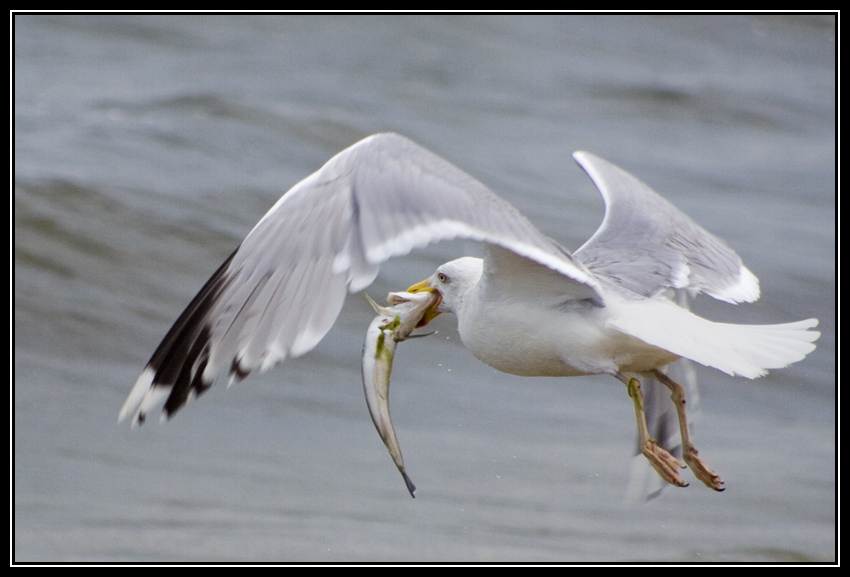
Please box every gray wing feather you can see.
[120,133,599,425]
[572,151,760,303]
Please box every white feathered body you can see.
[462,284,680,377]
[438,255,818,381]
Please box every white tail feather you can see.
[609,299,819,379]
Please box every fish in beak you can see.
[360,289,441,497]
[406,278,443,328]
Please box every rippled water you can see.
[14,15,835,562]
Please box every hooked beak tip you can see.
[406,278,435,294]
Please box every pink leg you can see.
[616,372,688,488]
[650,369,725,491]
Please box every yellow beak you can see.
[406,278,443,328]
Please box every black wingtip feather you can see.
[144,248,239,420]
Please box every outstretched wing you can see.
[120,133,601,425]
[572,151,760,304]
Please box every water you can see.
[14,14,835,562]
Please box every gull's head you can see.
[407,257,484,326]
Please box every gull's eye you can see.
[437,272,448,283]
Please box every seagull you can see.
[120,132,819,493]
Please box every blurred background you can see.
[14,14,835,562]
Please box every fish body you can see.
[361,291,440,497]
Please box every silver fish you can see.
[361,290,440,497]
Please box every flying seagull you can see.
[120,132,819,493]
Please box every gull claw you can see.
[641,438,688,488]
[683,447,725,491]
